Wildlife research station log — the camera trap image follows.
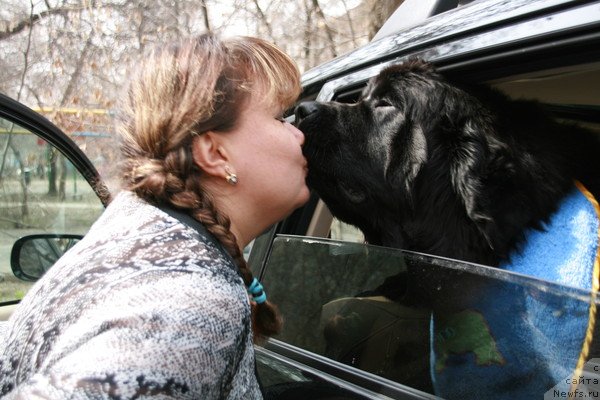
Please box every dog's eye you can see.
[374,100,393,108]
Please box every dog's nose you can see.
[295,101,320,120]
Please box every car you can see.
[250,0,600,398]
[1,0,600,399]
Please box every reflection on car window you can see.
[0,117,104,305]
[264,235,432,393]
[264,235,600,399]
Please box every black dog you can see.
[295,59,600,398]
[296,59,600,267]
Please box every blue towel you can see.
[506,182,599,290]
[432,183,600,399]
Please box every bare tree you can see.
[301,0,315,71]
[200,0,211,32]
[252,0,275,43]
[0,5,77,40]
[311,0,338,58]
[0,0,383,139]
[367,0,404,39]
[340,0,358,48]
[0,0,37,218]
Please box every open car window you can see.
[307,59,600,245]
[262,235,600,399]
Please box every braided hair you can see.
[117,34,301,340]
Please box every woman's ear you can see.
[191,132,230,179]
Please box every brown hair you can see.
[117,34,301,340]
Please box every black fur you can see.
[296,59,600,267]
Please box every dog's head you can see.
[296,59,518,260]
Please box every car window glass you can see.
[32,108,121,194]
[0,117,104,305]
[263,235,600,398]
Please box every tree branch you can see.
[311,0,337,58]
[340,0,357,47]
[0,7,75,41]
[253,0,275,42]
[200,0,211,32]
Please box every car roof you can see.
[300,0,582,94]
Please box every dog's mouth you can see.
[302,144,336,184]
[300,124,334,175]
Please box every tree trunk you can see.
[311,0,337,58]
[58,154,66,201]
[200,1,211,32]
[253,0,275,42]
[368,0,405,40]
[47,146,58,196]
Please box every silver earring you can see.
[225,167,238,185]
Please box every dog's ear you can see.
[449,118,500,251]
[379,58,438,81]
[385,117,428,198]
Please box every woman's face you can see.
[224,96,310,225]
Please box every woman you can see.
[0,34,309,399]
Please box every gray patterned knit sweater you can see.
[0,191,262,399]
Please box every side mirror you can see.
[10,234,82,281]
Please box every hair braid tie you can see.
[247,278,267,304]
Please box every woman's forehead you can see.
[246,86,286,114]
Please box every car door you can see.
[0,93,109,320]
